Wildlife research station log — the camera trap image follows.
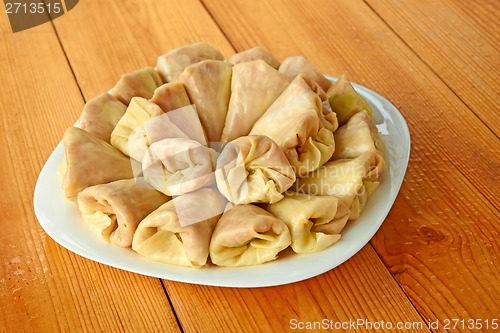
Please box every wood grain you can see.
[201,0,500,329]
[51,0,235,102]
[165,246,428,333]
[364,0,500,136]
[0,12,179,333]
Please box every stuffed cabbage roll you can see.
[221,60,291,141]
[327,74,373,125]
[279,56,332,92]
[150,82,191,113]
[128,105,207,165]
[301,76,338,132]
[156,42,225,82]
[215,135,295,204]
[332,110,384,160]
[157,105,207,145]
[77,179,169,247]
[111,96,207,163]
[179,60,232,143]
[110,97,165,157]
[294,152,384,219]
[132,188,227,267]
[265,192,350,253]
[79,93,127,143]
[228,46,280,69]
[110,67,163,105]
[60,127,133,198]
[142,138,218,196]
[250,75,335,176]
[210,204,291,267]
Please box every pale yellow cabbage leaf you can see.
[265,192,350,253]
[215,135,296,204]
[210,204,291,267]
[77,179,169,247]
[132,188,227,267]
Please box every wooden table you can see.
[1,0,498,332]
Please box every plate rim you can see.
[33,77,410,288]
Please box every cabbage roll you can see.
[210,204,291,267]
[228,46,280,69]
[110,67,163,105]
[142,138,219,196]
[77,179,169,247]
[179,60,232,143]
[332,110,384,160]
[250,75,335,176]
[79,93,126,143]
[221,60,290,141]
[128,105,207,165]
[156,42,225,82]
[111,96,207,163]
[327,74,373,125]
[60,127,133,198]
[132,188,227,267]
[150,82,191,113]
[158,105,207,145]
[110,97,165,157]
[265,192,350,253]
[294,152,384,219]
[215,135,295,204]
[301,76,338,132]
[279,56,332,92]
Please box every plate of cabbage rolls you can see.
[34,43,410,287]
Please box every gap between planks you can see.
[42,5,185,330]
[362,0,498,140]
[197,0,431,323]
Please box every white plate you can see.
[34,78,410,288]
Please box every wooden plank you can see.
[365,0,500,136]
[201,0,500,328]
[0,12,179,333]
[52,0,235,101]
[166,246,429,333]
